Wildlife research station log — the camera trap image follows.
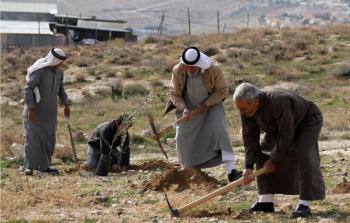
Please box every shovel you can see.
[164,167,269,217]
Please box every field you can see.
[1,25,350,222]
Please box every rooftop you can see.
[0,20,52,34]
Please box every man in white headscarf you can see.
[23,48,70,175]
[164,47,242,182]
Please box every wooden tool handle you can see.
[158,110,200,137]
[66,118,78,165]
[177,167,268,215]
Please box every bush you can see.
[203,47,219,56]
[144,36,158,44]
[215,54,227,64]
[122,84,149,96]
[332,64,350,79]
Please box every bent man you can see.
[165,47,242,182]
[23,48,70,175]
[233,82,325,218]
[85,114,134,176]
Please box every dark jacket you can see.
[88,119,130,167]
[241,88,325,199]
[242,88,315,168]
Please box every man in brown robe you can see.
[232,82,325,218]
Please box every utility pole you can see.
[217,10,220,34]
[65,13,69,46]
[187,7,191,36]
[38,19,40,34]
[246,13,250,28]
[159,11,165,38]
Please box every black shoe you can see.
[250,202,275,213]
[228,169,243,182]
[24,168,33,176]
[292,204,311,218]
[44,167,60,175]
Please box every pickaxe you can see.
[149,109,201,140]
[164,167,269,217]
[148,112,169,159]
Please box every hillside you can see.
[0,25,350,222]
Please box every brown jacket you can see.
[168,63,228,111]
[241,88,325,199]
[242,88,319,168]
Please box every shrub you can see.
[332,64,350,79]
[122,84,149,96]
[144,36,158,44]
[215,54,227,64]
[6,55,17,65]
[203,47,219,56]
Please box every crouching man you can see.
[233,83,325,218]
[85,114,134,176]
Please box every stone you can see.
[9,143,24,160]
[96,195,109,203]
[318,219,336,223]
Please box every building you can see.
[49,15,137,43]
[0,0,137,50]
[0,0,65,50]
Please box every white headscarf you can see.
[26,48,66,103]
[180,47,211,70]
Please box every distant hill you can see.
[57,0,350,37]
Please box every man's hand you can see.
[263,159,277,174]
[28,108,37,123]
[195,102,207,113]
[243,168,254,185]
[183,108,194,120]
[64,105,70,118]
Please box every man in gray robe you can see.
[164,47,242,182]
[23,48,70,175]
[232,82,325,218]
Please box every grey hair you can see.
[232,83,261,101]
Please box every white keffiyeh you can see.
[26,48,66,103]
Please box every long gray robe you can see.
[176,72,233,168]
[23,66,69,171]
[242,88,325,200]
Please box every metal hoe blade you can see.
[163,190,180,217]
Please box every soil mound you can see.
[143,167,219,191]
[131,160,175,171]
[332,181,350,194]
[192,208,233,218]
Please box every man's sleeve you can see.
[204,67,228,107]
[58,73,69,106]
[242,116,261,169]
[261,132,277,153]
[270,98,294,162]
[120,133,131,167]
[169,67,186,111]
[24,70,41,108]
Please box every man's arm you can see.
[203,66,228,107]
[270,98,294,162]
[169,66,186,111]
[58,73,70,118]
[24,70,41,109]
[242,116,261,169]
